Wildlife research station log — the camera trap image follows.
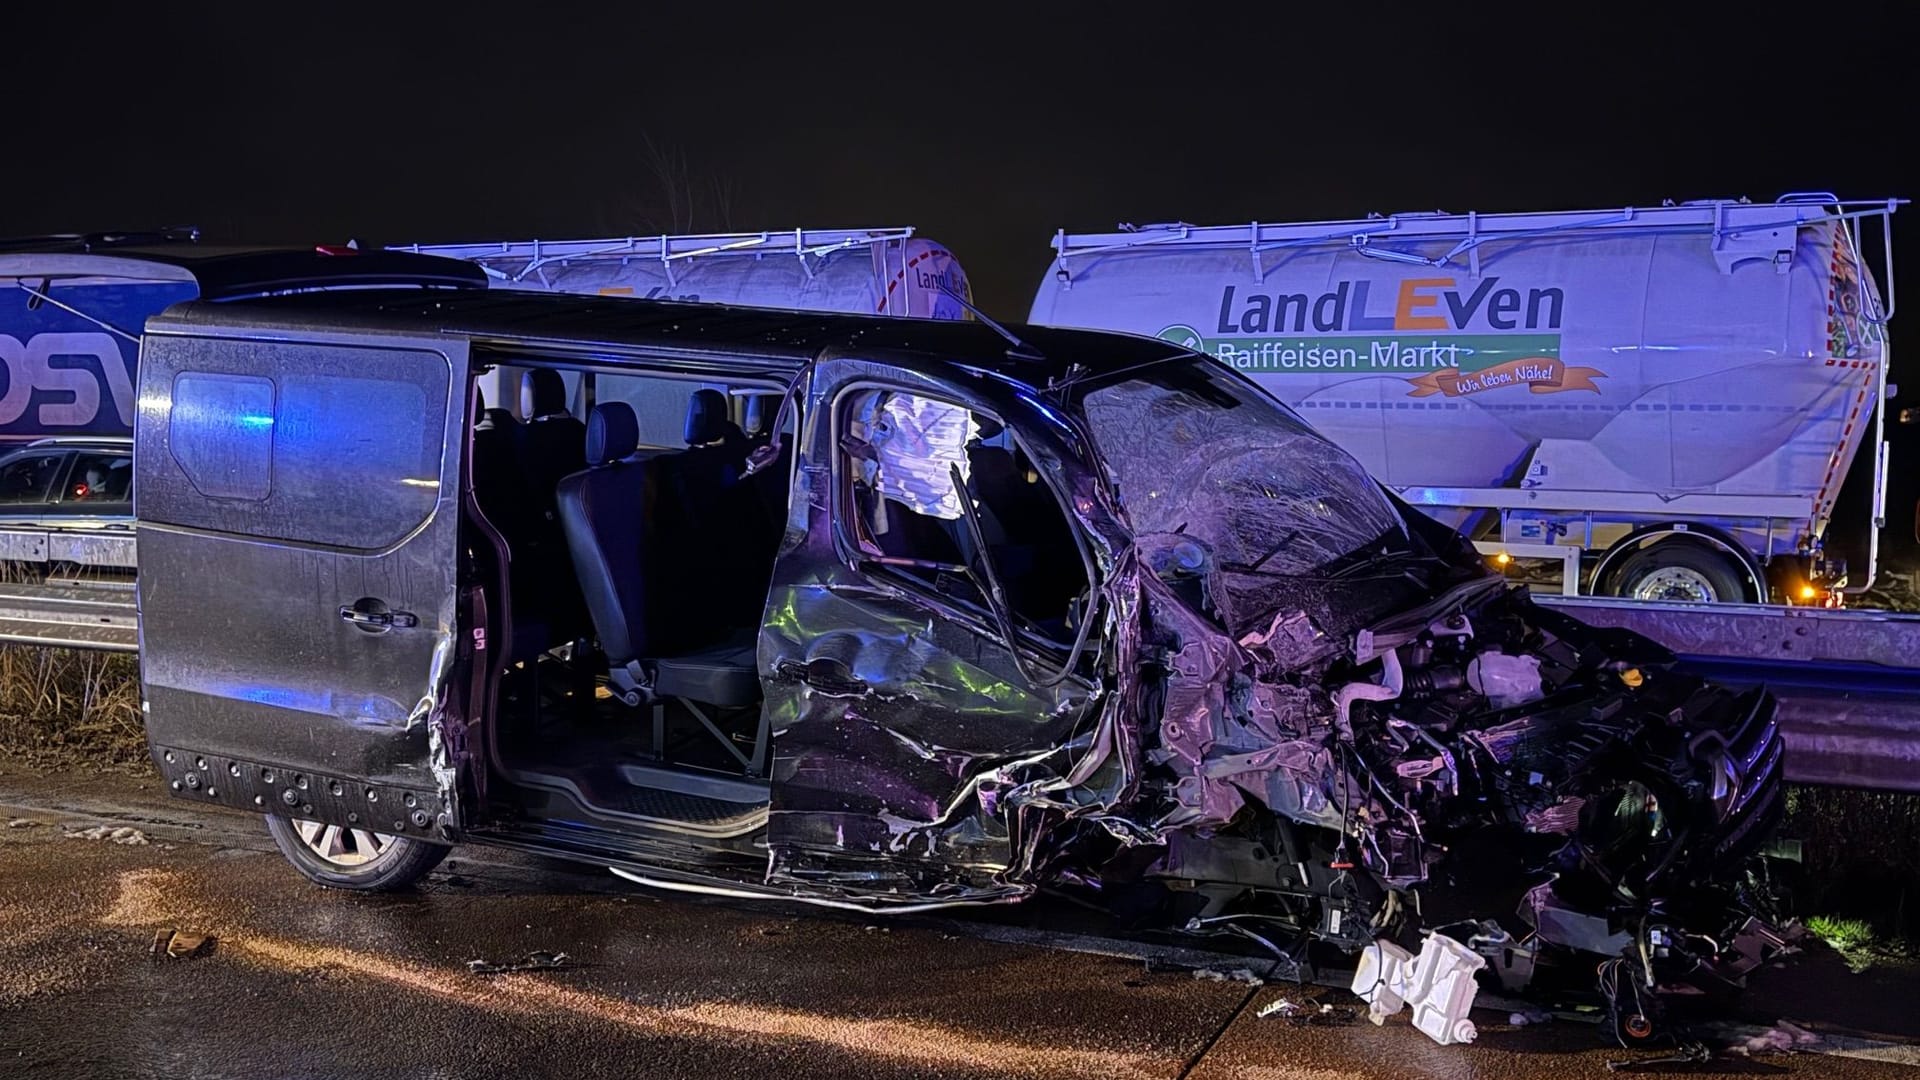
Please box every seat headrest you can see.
[685,388,732,446]
[972,414,1004,440]
[522,369,568,419]
[477,407,517,431]
[586,402,640,466]
[743,394,771,436]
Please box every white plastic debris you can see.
[1193,967,1264,986]
[1733,1021,1820,1056]
[67,825,149,845]
[1350,934,1487,1046]
[1467,651,1545,709]
[1351,939,1414,1023]
[1777,1021,1819,1046]
[1257,999,1304,1019]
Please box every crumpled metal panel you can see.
[756,353,1425,904]
[759,356,1145,903]
[1138,564,1360,834]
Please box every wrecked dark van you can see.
[134,281,1787,1039]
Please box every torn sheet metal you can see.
[749,351,1792,1036]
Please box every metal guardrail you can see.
[1,578,1915,791]
[1538,596,1920,792]
[0,580,138,652]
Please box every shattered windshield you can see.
[1076,362,1406,576]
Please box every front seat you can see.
[683,388,749,465]
[671,388,764,630]
[556,403,759,711]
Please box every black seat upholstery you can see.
[685,388,749,457]
[473,408,531,535]
[556,402,653,665]
[742,393,775,446]
[518,369,589,499]
[557,402,759,711]
[513,369,590,643]
[473,396,560,661]
[655,641,760,708]
[665,389,773,633]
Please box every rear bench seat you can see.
[555,402,760,712]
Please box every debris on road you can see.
[1257,998,1357,1026]
[7,818,40,828]
[1606,1041,1714,1072]
[1509,1009,1554,1027]
[1350,933,1486,1045]
[149,928,215,960]
[466,950,570,976]
[1731,1020,1821,1056]
[1192,967,1263,986]
[67,825,149,845]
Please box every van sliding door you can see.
[133,325,475,841]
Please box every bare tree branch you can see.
[619,134,737,234]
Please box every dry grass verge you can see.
[0,644,146,771]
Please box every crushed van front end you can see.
[1057,356,1792,1034]
[1092,548,1792,1038]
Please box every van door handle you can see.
[340,602,418,632]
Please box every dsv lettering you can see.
[0,333,135,429]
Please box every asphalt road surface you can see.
[4,768,1918,1080]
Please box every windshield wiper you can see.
[1322,544,1448,582]
[1243,529,1299,573]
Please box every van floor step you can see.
[506,766,768,837]
[597,785,766,829]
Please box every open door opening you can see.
[460,353,794,858]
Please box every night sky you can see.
[8,3,1915,565]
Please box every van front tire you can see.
[264,815,451,891]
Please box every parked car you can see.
[0,435,135,576]
[132,278,1787,1043]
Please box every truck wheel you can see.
[1609,539,1752,603]
[264,815,450,891]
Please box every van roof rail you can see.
[0,226,201,255]
[182,249,489,301]
[0,247,489,299]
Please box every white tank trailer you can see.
[397,228,972,428]
[1030,195,1902,604]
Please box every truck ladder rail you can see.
[1052,198,1904,274]
[393,228,919,284]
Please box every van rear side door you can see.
[133,322,474,841]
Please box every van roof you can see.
[147,287,1183,383]
[0,245,485,298]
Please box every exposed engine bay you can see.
[1107,538,1790,1043]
